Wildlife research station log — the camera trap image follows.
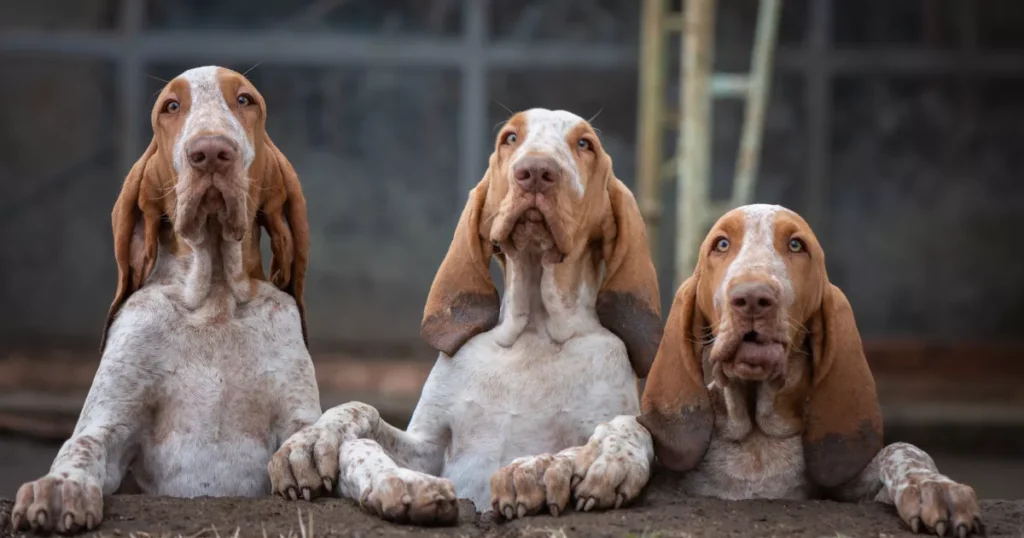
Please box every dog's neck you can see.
[490,246,603,348]
[708,347,811,441]
[154,220,256,310]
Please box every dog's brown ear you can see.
[597,178,663,377]
[803,283,884,489]
[258,137,310,347]
[102,140,161,353]
[638,275,713,471]
[420,174,500,357]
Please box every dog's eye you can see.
[713,237,730,253]
[237,94,253,107]
[502,132,517,145]
[788,238,806,253]
[162,100,180,114]
[578,138,592,151]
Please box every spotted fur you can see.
[639,204,983,536]
[11,66,318,535]
[268,109,660,523]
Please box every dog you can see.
[266,108,662,524]
[639,204,984,536]
[11,66,320,534]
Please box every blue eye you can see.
[789,238,806,253]
[237,94,253,107]
[578,138,592,150]
[714,237,730,253]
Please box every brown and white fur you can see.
[638,204,983,537]
[267,109,662,525]
[11,66,320,534]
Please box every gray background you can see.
[1,0,1023,355]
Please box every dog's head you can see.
[419,108,662,376]
[103,66,309,350]
[639,204,883,488]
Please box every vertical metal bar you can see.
[636,0,667,261]
[676,0,715,285]
[459,0,488,202]
[956,0,979,138]
[731,0,781,208]
[118,0,146,176]
[804,0,833,240]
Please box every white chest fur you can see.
[428,326,639,509]
[108,277,314,498]
[679,382,812,500]
[681,430,810,500]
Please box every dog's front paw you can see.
[895,473,983,537]
[268,424,343,501]
[490,453,574,519]
[13,473,103,534]
[571,416,652,512]
[360,468,458,526]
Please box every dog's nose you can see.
[728,281,778,319]
[513,155,560,193]
[187,135,238,173]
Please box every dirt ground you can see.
[2,471,1022,538]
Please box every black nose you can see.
[512,155,561,193]
[187,135,238,173]
[728,281,778,319]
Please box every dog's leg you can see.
[490,415,654,520]
[832,442,983,537]
[337,438,458,525]
[268,400,455,523]
[12,334,159,534]
[269,359,454,521]
[267,339,323,453]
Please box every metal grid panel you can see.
[4,0,1024,306]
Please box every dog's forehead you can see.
[730,203,797,245]
[177,65,226,104]
[522,108,586,141]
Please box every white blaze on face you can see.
[714,204,796,313]
[172,66,256,174]
[512,108,585,197]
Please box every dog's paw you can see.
[490,453,574,519]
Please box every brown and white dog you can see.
[267,109,662,524]
[11,66,320,534]
[637,204,983,536]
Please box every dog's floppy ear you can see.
[102,140,161,353]
[258,137,310,347]
[638,274,714,472]
[420,174,500,357]
[597,178,663,377]
[803,283,884,489]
